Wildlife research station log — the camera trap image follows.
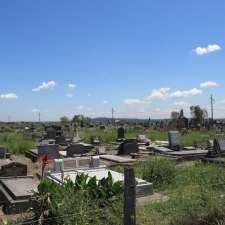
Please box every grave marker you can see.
[168,131,182,151]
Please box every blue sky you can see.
[0,0,225,121]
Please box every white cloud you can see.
[171,88,202,97]
[0,93,18,99]
[67,83,77,89]
[124,98,149,105]
[32,81,56,92]
[66,93,74,98]
[147,88,170,100]
[194,44,221,55]
[103,100,109,104]
[200,81,218,88]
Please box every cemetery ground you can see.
[0,129,225,224]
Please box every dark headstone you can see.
[117,127,125,140]
[0,147,6,159]
[168,131,182,151]
[55,136,67,145]
[0,162,27,177]
[118,139,139,155]
[66,144,88,157]
[37,144,60,159]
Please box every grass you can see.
[79,126,217,147]
[0,132,35,154]
[135,158,225,225]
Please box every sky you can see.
[0,0,225,121]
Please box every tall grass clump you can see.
[0,132,35,154]
[136,157,176,190]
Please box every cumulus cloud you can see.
[124,98,149,105]
[32,81,56,92]
[194,44,221,55]
[0,93,18,99]
[67,83,77,89]
[147,88,170,100]
[170,88,202,97]
[200,81,218,88]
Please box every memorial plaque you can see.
[168,131,182,151]
[37,144,60,159]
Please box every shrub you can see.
[136,158,176,189]
[0,132,35,154]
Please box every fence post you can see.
[124,167,136,225]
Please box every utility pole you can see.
[210,94,215,121]
[38,112,41,123]
[112,108,115,124]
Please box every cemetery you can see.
[0,122,225,225]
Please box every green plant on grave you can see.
[32,172,123,225]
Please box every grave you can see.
[0,176,39,214]
[47,168,153,197]
[168,131,182,151]
[37,144,60,159]
[53,156,105,172]
[214,139,225,154]
[100,154,136,164]
[137,135,150,146]
[118,139,139,155]
[0,161,27,177]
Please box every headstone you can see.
[66,144,88,157]
[53,159,64,172]
[214,139,225,154]
[117,127,125,140]
[168,131,182,151]
[0,162,27,177]
[118,139,139,155]
[37,144,60,159]
[0,147,6,159]
[90,156,100,168]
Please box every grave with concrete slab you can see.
[0,176,39,214]
[47,168,153,197]
[118,139,139,155]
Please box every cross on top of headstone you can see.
[168,131,182,151]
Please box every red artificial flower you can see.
[40,154,53,166]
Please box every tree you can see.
[60,116,70,126]
[190,105,208,128]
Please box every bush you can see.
[136,158,176,189]
[0,132,35,154]
[32,172,123,225]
